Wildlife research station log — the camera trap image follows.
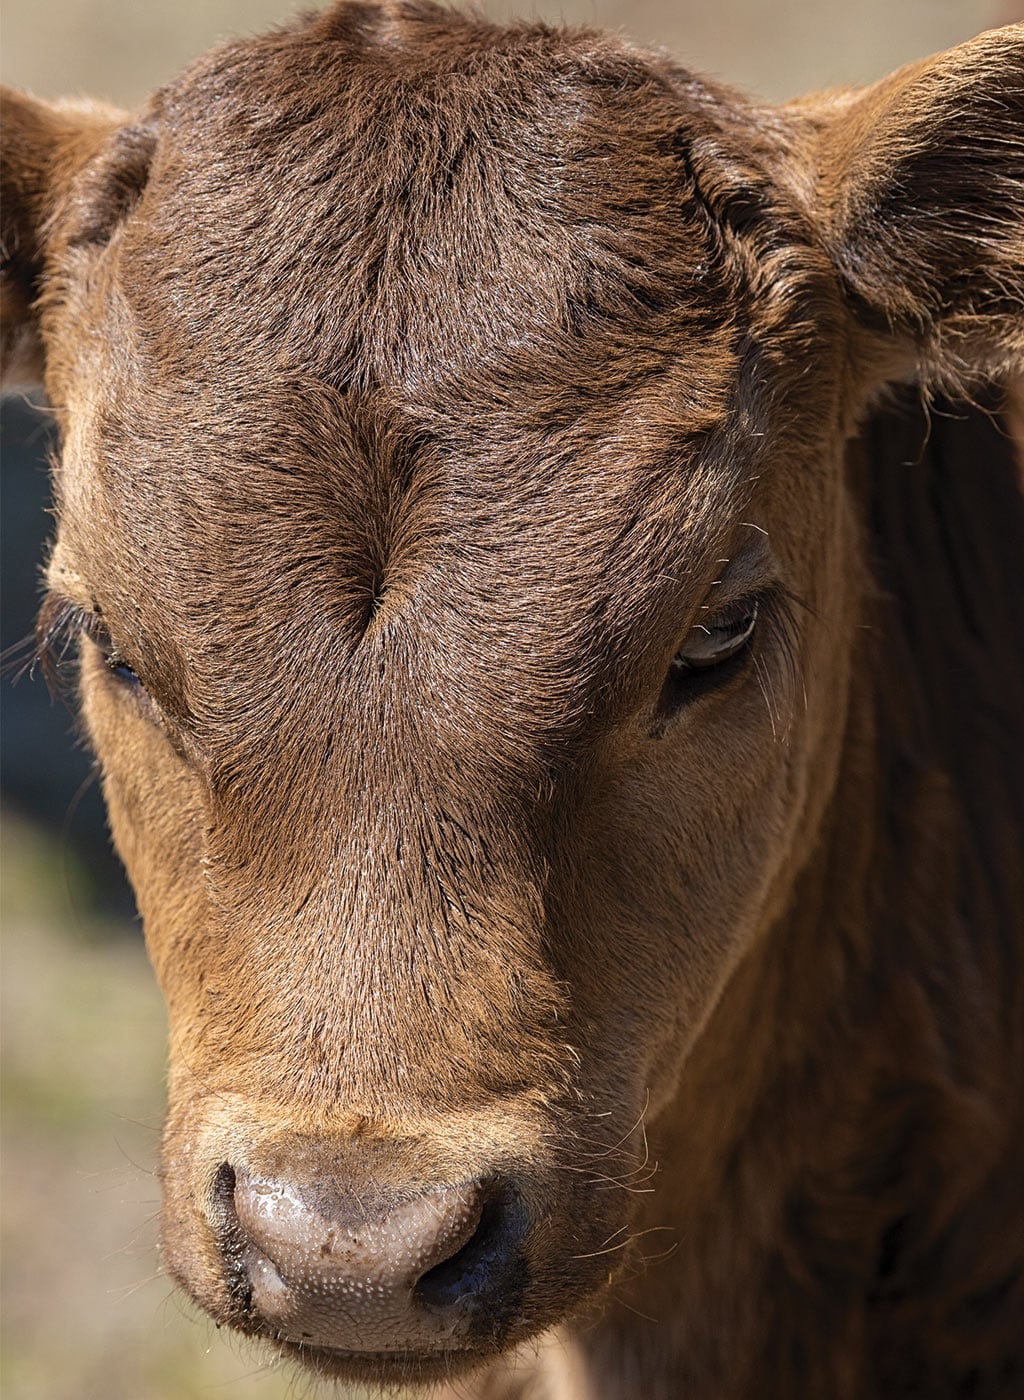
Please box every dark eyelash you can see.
[33,593,106,691]
[760,586,803,696]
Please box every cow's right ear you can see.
[807,25,1024,396]
[1,89,133,386]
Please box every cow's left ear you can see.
[810,24,1024,392]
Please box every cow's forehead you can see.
[68,342,746,633]
[52,12,826,772]
[113,16,737,391]
[72,23,764,591]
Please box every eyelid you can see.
[37,591,139,680]
[38,592,192,749]
[695,553,777,615]
[65,602,112,654]
[79,609,111,648]
[696,592,761,626]
[672,593,760,672]
[694,595,759,638]
[36,591,102,666]
[80,614,139,679]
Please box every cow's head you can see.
[3,3,1021,1383]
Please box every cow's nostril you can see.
[415,1189,526,1310]
[212,1161,237,1203]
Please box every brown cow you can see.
[2,5,1022,1396]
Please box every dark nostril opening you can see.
[213,1162,237,1201]
[208,1163,254,1311]
[210,1162,240,1243]
[415,1187,526,1311]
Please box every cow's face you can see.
[4,4,1021,1383]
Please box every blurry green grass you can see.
[0,812,322,1400]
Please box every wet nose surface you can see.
[227,1170,526,1353]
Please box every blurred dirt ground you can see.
[0,2,1018,1398]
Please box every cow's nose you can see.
[220,1167,527,1353]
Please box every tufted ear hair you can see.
[807,24,1024,396]
[1,88,137,386]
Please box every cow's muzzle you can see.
[211,1162,530,1362]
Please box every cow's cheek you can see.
[79,664,208,1006]
[566,590,841,1115]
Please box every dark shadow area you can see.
[1,392,137,922]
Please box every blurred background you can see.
[1,2,1019,1397]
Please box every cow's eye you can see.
[106,651,143,686]
[37,594,148,694]
[671,598,758,675]
[95,634,142,687]
[81,616,142,688]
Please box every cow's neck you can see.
[551,390,1024,1399]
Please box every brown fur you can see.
[2,6,1022,1396]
